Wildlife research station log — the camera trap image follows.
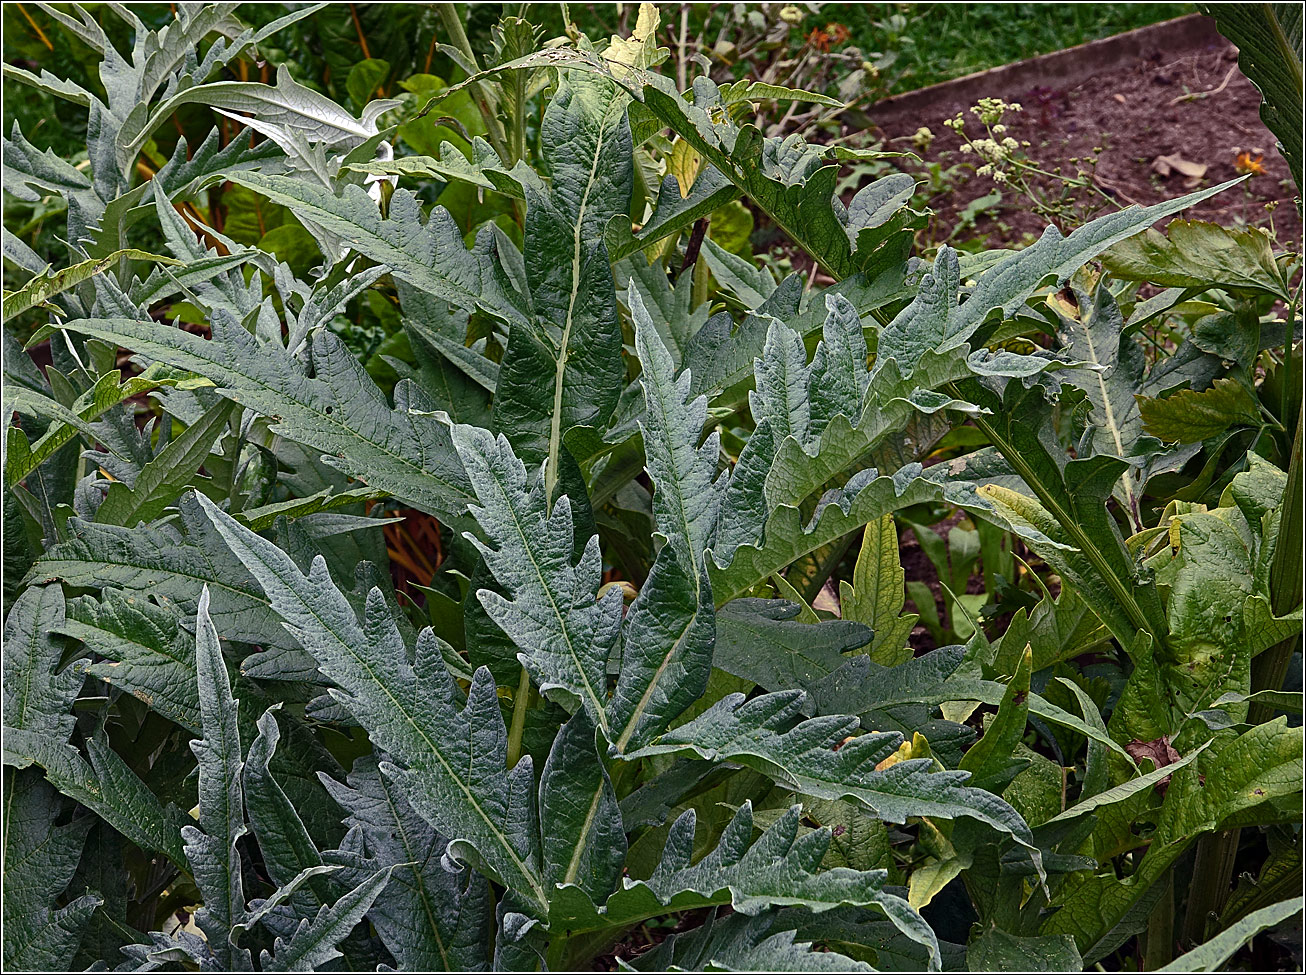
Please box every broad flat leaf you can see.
[1138,377,1261,443]
[53,314,474,521]
[1102,219,1293,299]
[1044,718,1303,961]
[959,647,1033,793]
[839,515,917,666]
[712,598,870,693]
[182,586,250,970]
[450,422,619,731]
[1200,3,1303,188]
[321,755,492,971]
[194,494,549,914]
[626,689,1038,857]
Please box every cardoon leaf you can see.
[551,803,938,970]
[182,586,250,970]
[628,689,1038,859]
[260,867,394,972]
[2,584,82,738]
[632,290,725,565]
[1,769,99,972]
[321,755,493,971]
[28,494,286,648]
[52,314,474,521]
[492,72,628,488]
[194,492,549,913]
[450,421,620,730]
[539,712,626,902]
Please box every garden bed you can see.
[871,15,1300,250]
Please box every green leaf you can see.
[1044,719,1303,961]
[839,515,917,666]
[1,768,99,972]
[627,689,1038,858]
[1162,896,1304,972]
[539,712,625,902]
[1102,219,1293,299]
[712,598,871,694]
[491,72,629,492]
[552,803,938,971]
[608,545,715,753]
[1200,3,1303,189]
[182,586,250,970]
[220,173,525,326]
[1138,377,1262,443]
[959,646,1032,792]
[5,365,211,487]
[632,291,726,566]
[1,728,188,870]
[1,584,82,738]
[967,927,1082,972]
[244,709,329,900]
[320,754,492,971]
[450,421,618,731]
[94,399,235,526]
[28,494,288,649]
[261,867,394,972]
[624,909,878,973]
[2,249,181,322]
[194,492,549,913]
[52,315,474,521]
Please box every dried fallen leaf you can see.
[1152,153,1208,179]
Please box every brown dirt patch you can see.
[871,35,1301,250]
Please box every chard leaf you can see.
[1157,896,1304,973]
[1044,719,1303,961]
[194,493,549,913]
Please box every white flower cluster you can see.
[944,97,1027,183]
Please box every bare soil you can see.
[871,34,1301,250]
